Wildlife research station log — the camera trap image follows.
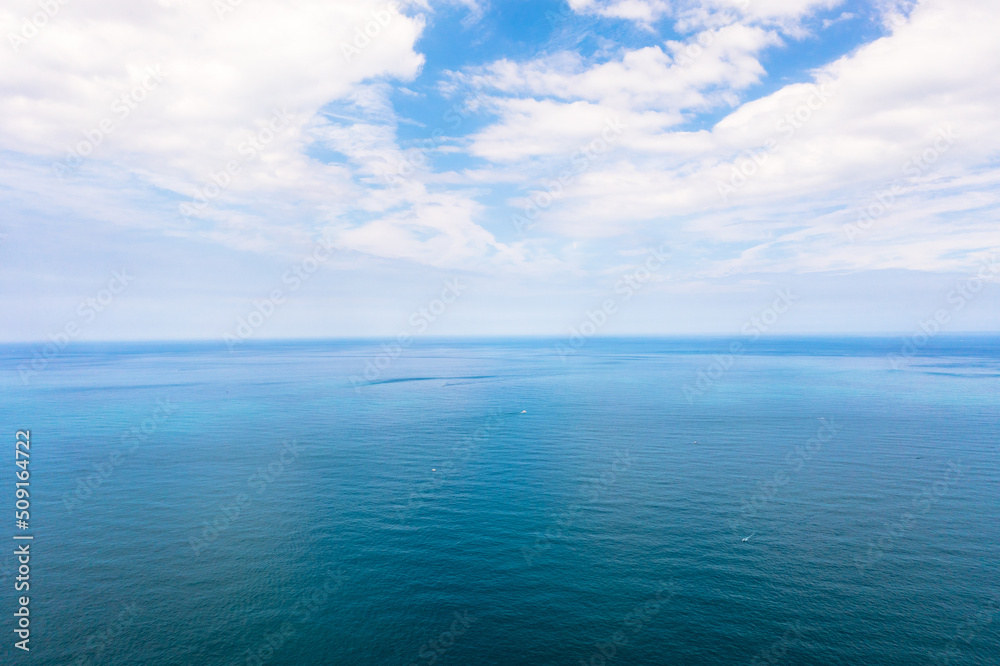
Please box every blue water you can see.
[1,337,998,665]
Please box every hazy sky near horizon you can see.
[1,0,998,341]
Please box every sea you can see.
[1,337,997,665]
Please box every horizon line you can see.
[3,332,1000,345]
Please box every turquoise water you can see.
[1,337,998,664]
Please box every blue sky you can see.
[1,0,998,341]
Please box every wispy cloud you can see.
[1,0,997,338]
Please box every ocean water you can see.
[1,337,998,665]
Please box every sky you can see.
[1,0,998,341]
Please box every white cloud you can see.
[821,11,855,28]
[451,0,1000,276]
[0,0,540,271]
[702,0,842,22]
[2,0,997,287]
[459,23,781,109]
[0,0,425,161]
[568,0,672,24]
[441,0,488,25]
[451,22,781,164]
[672,0,844,38]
